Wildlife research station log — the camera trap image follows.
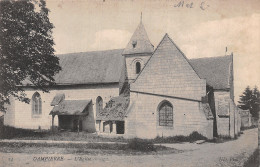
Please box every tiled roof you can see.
[122,22,154,55]
[54,49,125,85]
[22,49,231,90]
[50,93,65,106]
[190,55,232,90]
[50,100,91,115]
[96,95,129,121]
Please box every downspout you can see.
[234,103,236,137]
[229,103,230,137]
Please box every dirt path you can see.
[0,128,258,167]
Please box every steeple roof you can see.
[122,22,154,55]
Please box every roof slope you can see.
[54,49,124,85]
[190,55,232,90]
[131,34,206,101]
[51,93,65,106]
[50,100,91,115]
[122,22,154,55]
[96,95,129,121]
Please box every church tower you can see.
[122,19,154,83]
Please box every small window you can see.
[158,101,173,126]
[132,40,137,48]
[32,92,42,115]
[96,96,103,113]
[136,62,141,74]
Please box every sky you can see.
[45,0,260,103]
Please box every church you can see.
[4,21,241,139]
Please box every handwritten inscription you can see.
[174,1,210,10]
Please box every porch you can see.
[49,99,95,132]
[96,120,125,135]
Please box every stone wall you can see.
[215,96,241,138]
[124,92,213,139]
[4,83,119,130]
[3,96,15,127]
[131,35,206,101]
[82,101,96,132]
[214,91,230,116]
[124,53,151,83]
[124,35,212,139]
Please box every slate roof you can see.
[50,93,65,106]
[22,49,231,90]
[190,55,232,90]
[54,49,125,85]
[96,95,130,121]
[122,22,154,55]
[50,100,91,115]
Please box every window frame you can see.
[96,96,103,113]
[32,92,42,117]
[135,62,141,74]
[158,101,173,127]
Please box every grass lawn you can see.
[0,141,182,155]
[1,125,209,144]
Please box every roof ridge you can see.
[122,21,154,55]
[56,48,124,56]
[190,55,232,61]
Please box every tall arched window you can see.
[96,96,103,113]
[136,62,141,74]
[32,92,42,115]
[158,101,173,126]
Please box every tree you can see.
[238,86,260,118]
[0,0,61,112]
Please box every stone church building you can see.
[4,21,241,139]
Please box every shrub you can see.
[243,148,259,167]
[187,131,208,142]
[241,125,258,131]
[127,138,155,152]
[0,125,50,139]
[152,131,207,143]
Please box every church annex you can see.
[4,21,241,139]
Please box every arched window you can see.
[32,92,42,115]
[96,96,103,113]
[136,62,141,74]
[158,101,173,126]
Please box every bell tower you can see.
[122,17,154,83]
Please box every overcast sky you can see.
[45,0,260,103]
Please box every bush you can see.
[127,138,155,152]
[243,148,259,167]
[241,125,258,131]
[0,125,50,139]
[152,131,207,143]
[188,131,208,142]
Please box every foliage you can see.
[0,125,49,139]
[152,131,208,143]
[243,148,259,167]
[0,0,61,112]
[127,138,155,152]
[238,86,260,118]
